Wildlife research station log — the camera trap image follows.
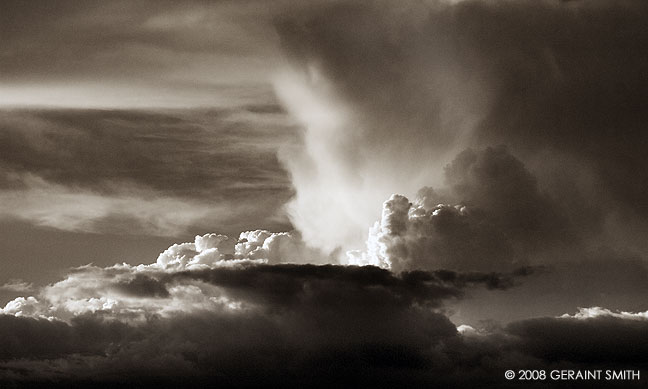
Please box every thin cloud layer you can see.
[0,107,296,236]
[0,0,287,107]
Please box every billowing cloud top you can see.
[274,0,648,263]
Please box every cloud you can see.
[2,295,647,387]
[273,0,499,253]
[507,312,648,365]
[0,0,290,107]
[0,228,643,387]
[0,297,43,317]
[0,280,33,293]
[349,193,513,272]
[443,146,574,251]
[155,230,331,271]
[273,0,648,264]
[0,251,542,387]
[560,307,648,321]
[348,146,577,272]
[2,0,648,386]
[0,108,296,236]
[448,256,648,326]
[1,233,534,322]
[0,174,231,236]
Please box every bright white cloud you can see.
[347,193,513,272]
[0,296,43,317]
[1,230,328,321]
[560,307,648,321]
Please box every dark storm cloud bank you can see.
[0,265,645,388]
[0,106,296,235]
[163,263,543,304]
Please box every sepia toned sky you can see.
[0,0,287,107]
[0,0,302,291]
[1,0,648,387]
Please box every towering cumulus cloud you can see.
[274,0,486,252]
[274,0,648,264]
[349,146,575,272]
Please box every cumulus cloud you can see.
[0,229,643,387]
[0,231,324,321]
[155,230,330,271]
[273,0,648,265]
[348,146,578,272]
[350,193,512,272]
[0,296,43,317]
[0,239,546,387]
[1,230,535,322]
[561,307,648,321]
[273,0,507,253]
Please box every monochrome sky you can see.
[1,0,647,387]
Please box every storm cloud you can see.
[0,262,645,387]
[275,0,648,261]
[1,253,614,388]
[2,0,648,386]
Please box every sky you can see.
[1,0,648,387]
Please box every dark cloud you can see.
[0,315,134,361]
[0,256,643,388]
[1,263,462,386]
[0,263,574,388]
[465,0,648,215]
[444,146,574,252]
[167,264,539,309]
[113,274,170,299]
[274,0,648,260]
[2,287,646,388]
[508,315,648,365]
